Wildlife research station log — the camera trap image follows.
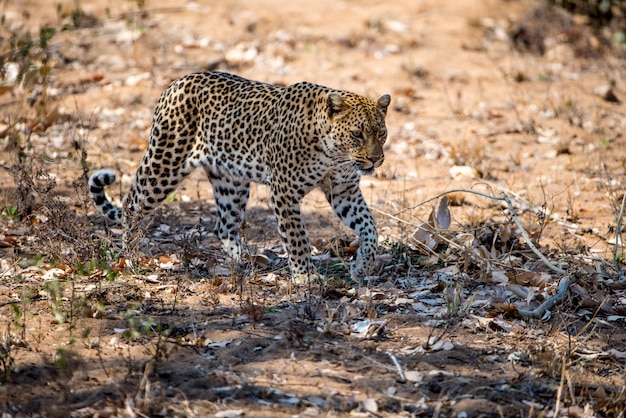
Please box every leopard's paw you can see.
[292,272,326,286]
[221,237,244,262]
[350,259,376,287]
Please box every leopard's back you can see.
[89,72,283,224]
[149,71,284,184]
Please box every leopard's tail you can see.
[88,170,123,224]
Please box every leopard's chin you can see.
[354,159,380,176]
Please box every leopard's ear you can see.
[378,94,391,115]
[327,92,348,118]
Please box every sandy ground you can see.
[1,0,626,416]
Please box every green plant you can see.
[45,279,67,326]
[381,238,408,263]
[317,260,350,282]
[44,278,87,337]
[1,204,19,221]
[123,313,174,368]
[599,137,611,149]
[75,253,120,281]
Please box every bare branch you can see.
[613,191,626,266]
[517,276,572,319]
[379,188,567,275]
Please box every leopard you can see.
[89,71,391,284]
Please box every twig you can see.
[393,182,580,232]
[363,354,401,377]
[613,191,626,266]
[486,182,581,232]
[387,351,406,383]
[517,275,572,319]
[553,348,568,418]
[381,188,567,275]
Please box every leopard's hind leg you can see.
[122,115,200,252]
[204,167,250,261]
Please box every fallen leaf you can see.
[43,268,68,281]
[594,84,620,103]
[412,222,437,250]
[435,196,451,229]
[215,410,245,418]
[430,339,454,351]
[404,370,423,382]
[207,339,233,348]
[361,398,378,414]
[351,319,387,338]
[79,72,105,84]
[449,165,478,179]
[591,386,607,399]
[490,270,509,284]
[249,253,271,268]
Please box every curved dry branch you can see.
[381,188,567,275]
[516,275,572,319]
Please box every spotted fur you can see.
[89,71,391,284]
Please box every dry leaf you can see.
[404,370,423,382]
[361,398,378,414]
[79,72,105,84]
[490,270,509,284]
[591,386,608,399]
[449,165,478,179]
[412,222,437,249]
[351,319,387,338]
[528,272,552,288]
[215,410,245,418]
[495,303,519,317]
[430,339,454,351]
[435,196,451,229]
[506,283,529,299]
[207,339,233,349]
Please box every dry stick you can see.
[553,353,566,418]
[386,351,406,383]
[516,275,572,319]
[394,181,580,232]
[484,182,581,232]
[482,183,615,269]
[613,191,626,265]
[379,188,567,275]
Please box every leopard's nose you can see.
[368,155,383,166]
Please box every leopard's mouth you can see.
[354,156,383,175]
[355,161,377,176]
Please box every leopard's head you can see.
[326,92,391,175]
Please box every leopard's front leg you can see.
[270,186,320,285]
[321,179,378,285]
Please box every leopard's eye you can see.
[378,128,387,139]
[351,130,364,140]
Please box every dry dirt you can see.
[1,0,626,417]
